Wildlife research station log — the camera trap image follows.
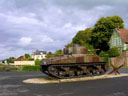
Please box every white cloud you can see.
[64,23,72,28]
[0,0,128,59]
[19,37,32,46]
[41,35,54,43]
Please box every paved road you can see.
[0,69,128,96]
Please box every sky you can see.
[0,0,128,60]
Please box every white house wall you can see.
[14,61,35,66]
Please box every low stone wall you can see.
[14,61,35,66]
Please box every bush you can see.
[99,51,109,62]
[108,47,120,57]
[99,51,109,57]
[35,59,40,65]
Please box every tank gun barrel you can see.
[88,49,100,52]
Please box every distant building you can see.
[14,61,35,66]
[16,56,26,61]
[31,50,47,60]
[4,60,8,64]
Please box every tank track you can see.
[40,62,109,79]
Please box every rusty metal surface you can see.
[108,64,124,75]
[76,57,84,63]
[90,56,99,62]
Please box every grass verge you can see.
[22,65,40,71]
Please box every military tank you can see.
[40,44,109,79]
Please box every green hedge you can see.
[22,65,40,71]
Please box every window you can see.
[119,38,122,45]
[112,38,116,46]
[124,44,127,50]
[112,39,114,45]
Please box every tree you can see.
[90,16,124,53]
[72,28,93,45]
[7,57,15,63]
[71,28,94,50]
[24,53,31,60]
[67,42,73,47]
[46,52,53,58]
[54,49,63,57]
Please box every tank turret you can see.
[40,45,109,79]
[63,44,88,54]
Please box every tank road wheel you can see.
[97,66,105,75]
[68,70,75,77]
[81,67,87,73]
[87,67,94,76]
[64,67,70,75]
[76,70,83,76]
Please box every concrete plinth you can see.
[23,74,128,84]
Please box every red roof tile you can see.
[118,29,128,43]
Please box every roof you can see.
[16,56,26,61]
[117,29,128,43]
[33,50,47,55]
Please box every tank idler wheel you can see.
[48,66,59,77]
[50,67,57,73]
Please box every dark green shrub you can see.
[108,47,120,57]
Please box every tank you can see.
[40,44,109,79]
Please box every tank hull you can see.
[40,45,109,79]
[40,62,109,79]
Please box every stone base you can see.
[23,74,128,84]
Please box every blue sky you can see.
[0,0,128,59]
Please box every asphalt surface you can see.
[0,69,128,96]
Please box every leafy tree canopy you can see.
[54,49,63,57]
[46,52,53,58]
[72,28,93,45]
[71,28,94,50]
[24,53,31,59]
[7,57,15,63]
[90,16,124,52]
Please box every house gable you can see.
[109,29,125,50]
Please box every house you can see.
[16,56,26,61]
[31,50,47,60]
[12,56,35,66]
[109,28,128,52]
[14,61,35,66]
